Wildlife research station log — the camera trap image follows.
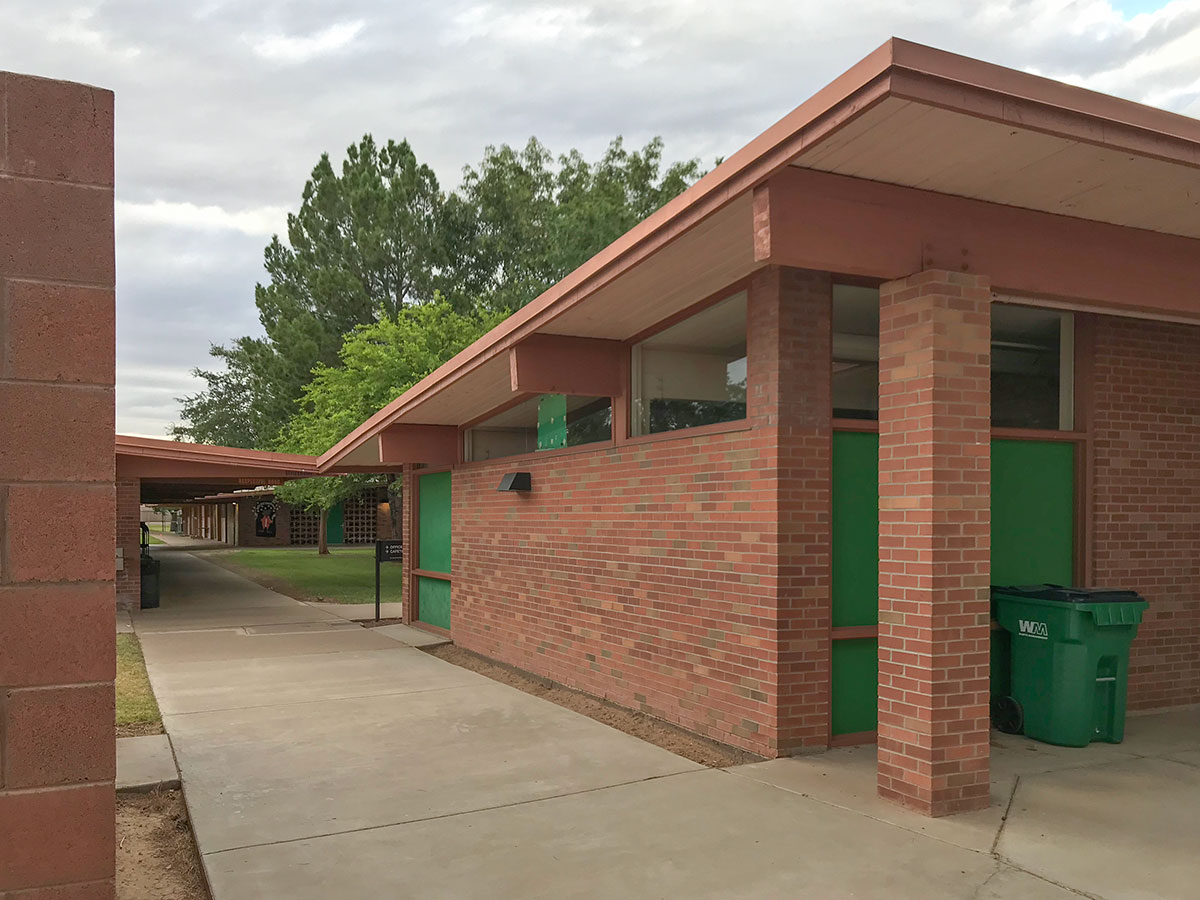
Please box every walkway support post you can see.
[876,269,992,816]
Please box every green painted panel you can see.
[832,431,879,628]
[418,471,452,574]
[991,439,1074,586]
[831,638,878,736]
[537,394,567,450]
[327,503,344,545]
[417,576,451,630]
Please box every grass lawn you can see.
[224,547,404,604]
[117,634,162,735]
[147,534,165,545]
[146,521,171,531]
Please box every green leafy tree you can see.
[174,136,445,448]
[442,136,704,313]
[273,300,502,552]
[175,134,704,448]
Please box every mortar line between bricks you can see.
[0,170,113,190]
[161,681,484,717]
[203,768,702,857]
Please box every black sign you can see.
[376,540,403,563]
[254,501,277,538]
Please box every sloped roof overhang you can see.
[318,37,1200,472]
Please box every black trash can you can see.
[140,553,160,609]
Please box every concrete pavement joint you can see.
[202,768,700,858]
[716,766,1000,856]
[989,775,1019,855]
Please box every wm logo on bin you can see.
[1018,619,1049,640]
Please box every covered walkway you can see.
[137,549,1200,900]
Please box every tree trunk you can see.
[318,507,330,555]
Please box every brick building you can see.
[178,484,392,547]
[317,40,1200,816]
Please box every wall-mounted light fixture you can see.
[497,472,532,492]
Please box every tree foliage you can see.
[173,134,704,450]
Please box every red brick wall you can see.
[0,71,116,897]
[440,268,833,757]
[236,499,291,546]
[877,270,992,817]
[1092,315,1200,710]
[116,477,141,610]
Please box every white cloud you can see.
[116,200,288,238]
[2,0,1198,438]
[251,20,365,64]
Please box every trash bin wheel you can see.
[991,695,1024,735]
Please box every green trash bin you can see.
[991,585,1147,747]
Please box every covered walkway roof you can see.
[317,36,1200,473]
[116,435,318,504]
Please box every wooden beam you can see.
[509,334,625,397]
[378,424,458,466]
[761,166,1200,321]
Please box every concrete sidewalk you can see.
[137,552,1200,900]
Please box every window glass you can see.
[831,288,1074,431]
[991,304,1073,430]
[466,395,612,461]
[832,284,881,420]
[632,291,747,436]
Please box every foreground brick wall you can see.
[451,428,782,754]
[0,71,116,897]
[1092,316,1200,710]
[877,270,992,816]
[116,477,140,610]
[442,268,833,757]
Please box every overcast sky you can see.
[2,1,1197,437]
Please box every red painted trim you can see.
[407,619,451,640]
[619,419,753,449]
[766,168,1200,321]
[990,427,1087,442]
[413,568,451,582]
[832,625,878,640]
[624,278,751,346]
[457,437,615,471]
[509,334,625,397]
[832,418,879,433]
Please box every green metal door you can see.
[416,471,452,629]
[327,503,344,545]
[831,431,880,739]
[830,434,1076,738]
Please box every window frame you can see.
[627,285,751,439]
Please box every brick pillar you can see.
[116,477,141,610]
[876,270,991,816]
[0,72,116,896]
[748,266,833,755]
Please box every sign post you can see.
[374,540,403,622]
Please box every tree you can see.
[175,136,446,448]
[441,136,704,313]
[174,133,705,448]
[273,300,501,552]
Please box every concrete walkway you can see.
[136,551,1200,900]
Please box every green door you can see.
[830,434,1076,737]
[831,431,880,738]
[416,471,452,630]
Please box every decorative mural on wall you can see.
[254,501,277,538]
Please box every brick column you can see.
[0,72,116,896]
[748,266,833,754]
[116,477,141,610]
[877,270,991,816]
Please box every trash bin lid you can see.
[992,584,1144,604]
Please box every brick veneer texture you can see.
[1091,315,1200,710]
[876,270,992,817]
[115,477,140,611]
[406,268,833,757]
[0,71,117,897]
